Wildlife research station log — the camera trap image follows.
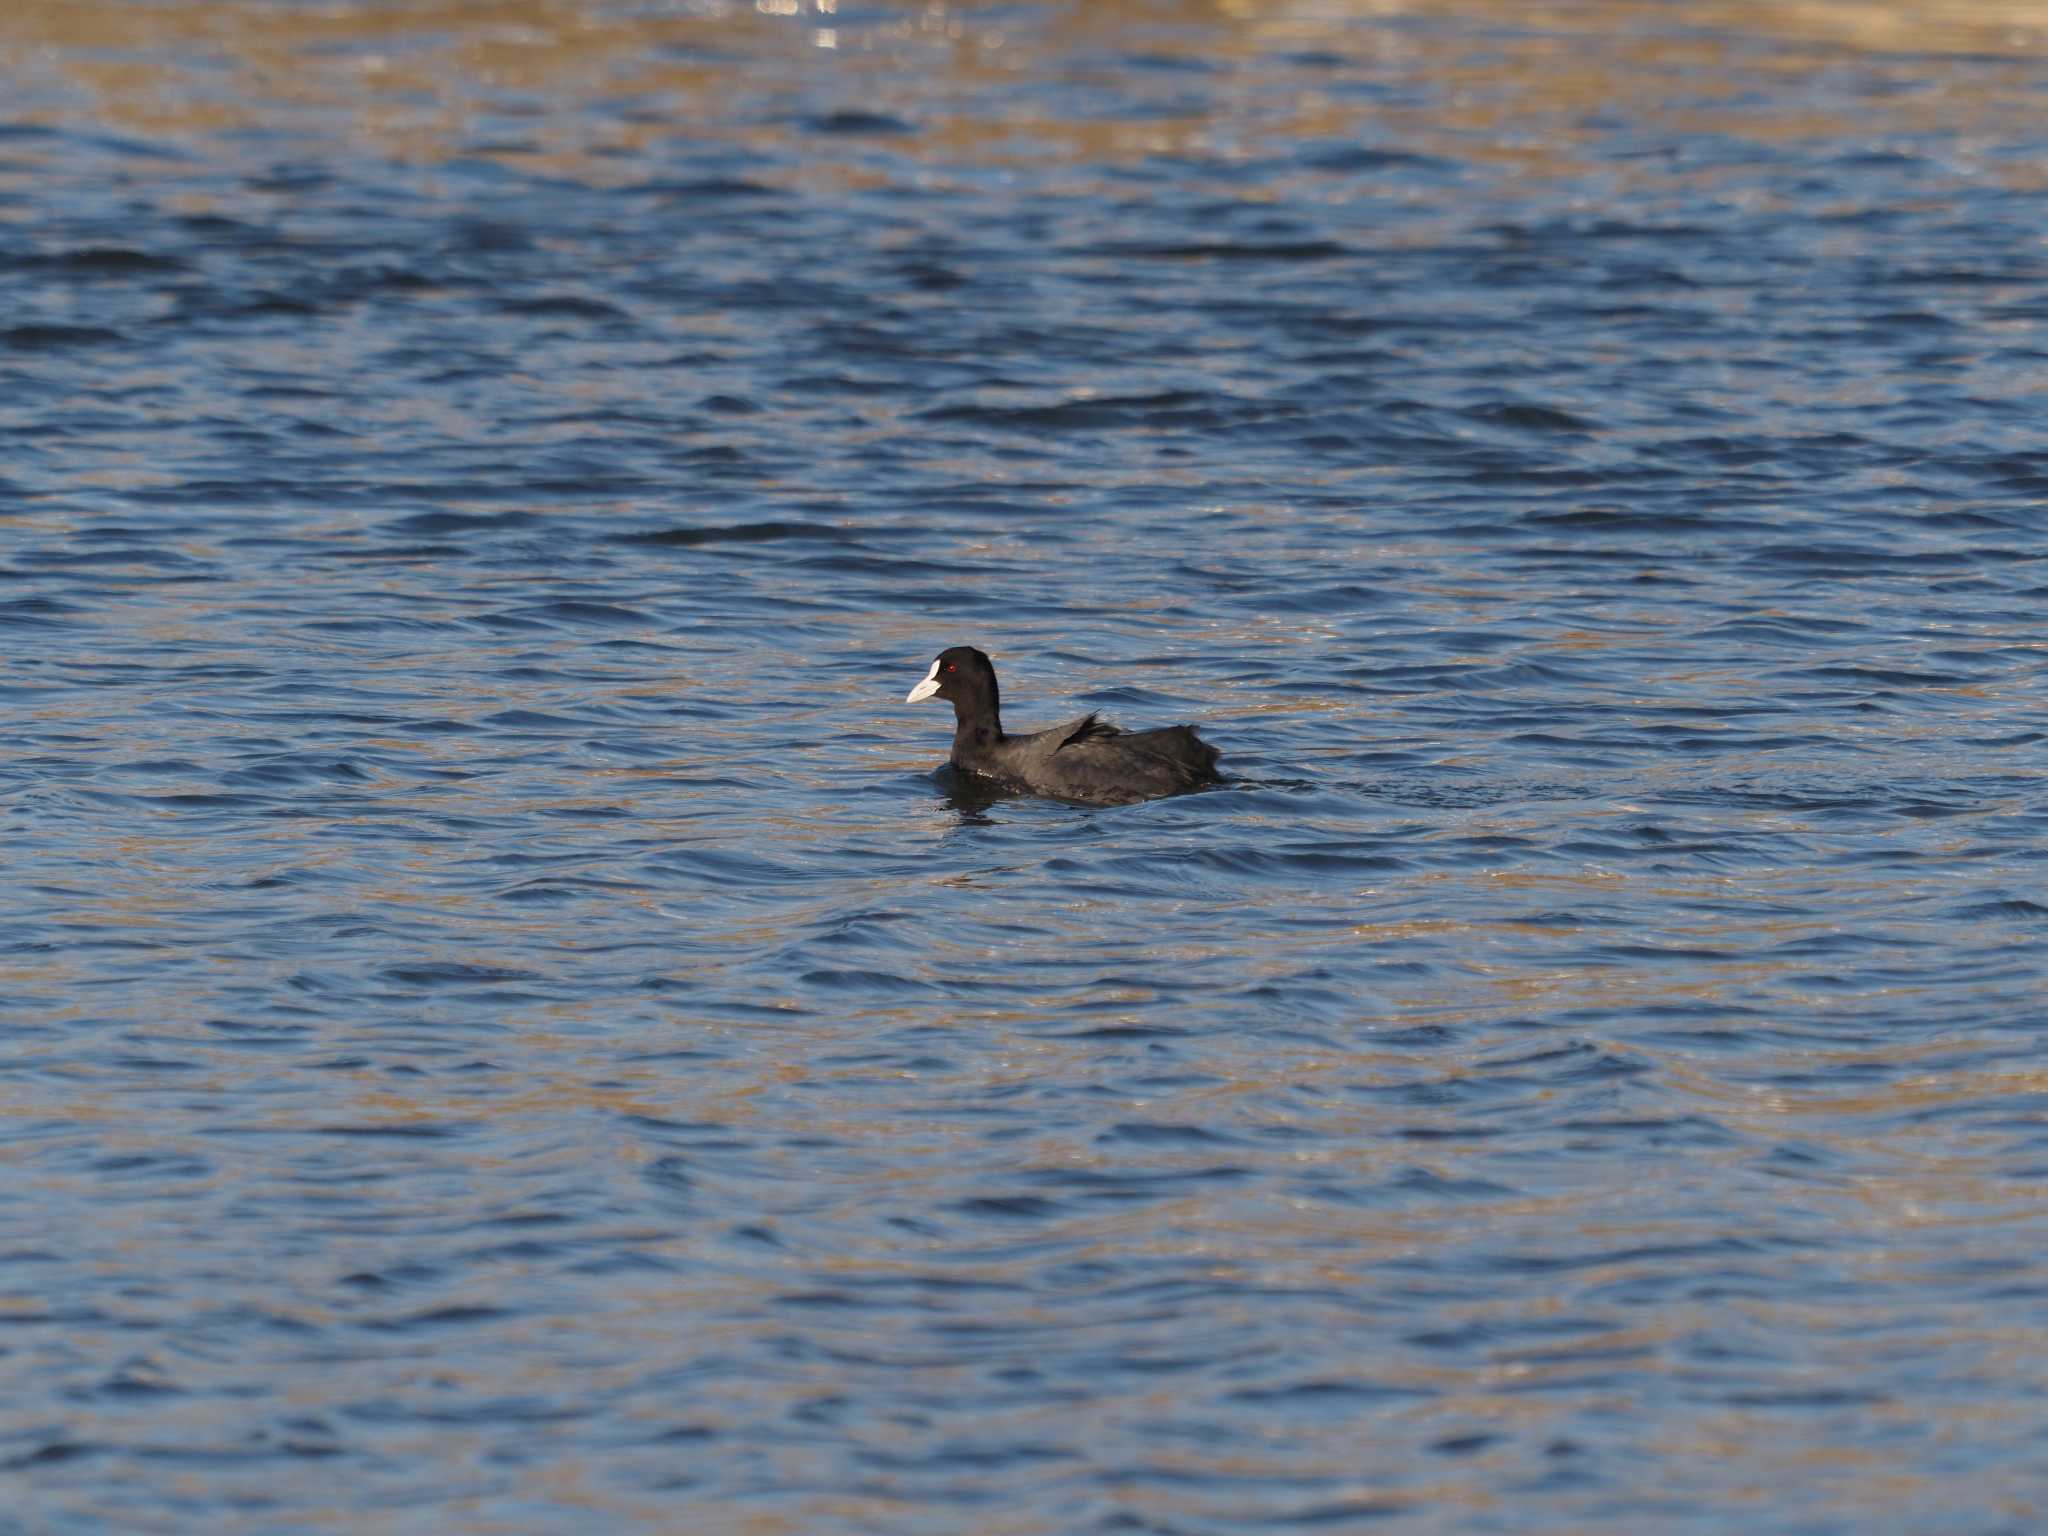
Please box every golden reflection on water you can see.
[1,0,2044,187]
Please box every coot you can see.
[905,646,1220,805]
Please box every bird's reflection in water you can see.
[930,765,1028,825]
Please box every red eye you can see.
[945,663,955,672]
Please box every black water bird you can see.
[905,646,1220,805]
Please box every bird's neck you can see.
[950,704,1001,761]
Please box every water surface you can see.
[3,2,2047,1531]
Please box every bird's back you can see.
[977,715,1220,805]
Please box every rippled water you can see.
[5,2,2048,1530]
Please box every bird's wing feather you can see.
[1054,713,1121,750]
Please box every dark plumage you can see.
[905,646,1220,806]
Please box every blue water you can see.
[4,3,2047,1531]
